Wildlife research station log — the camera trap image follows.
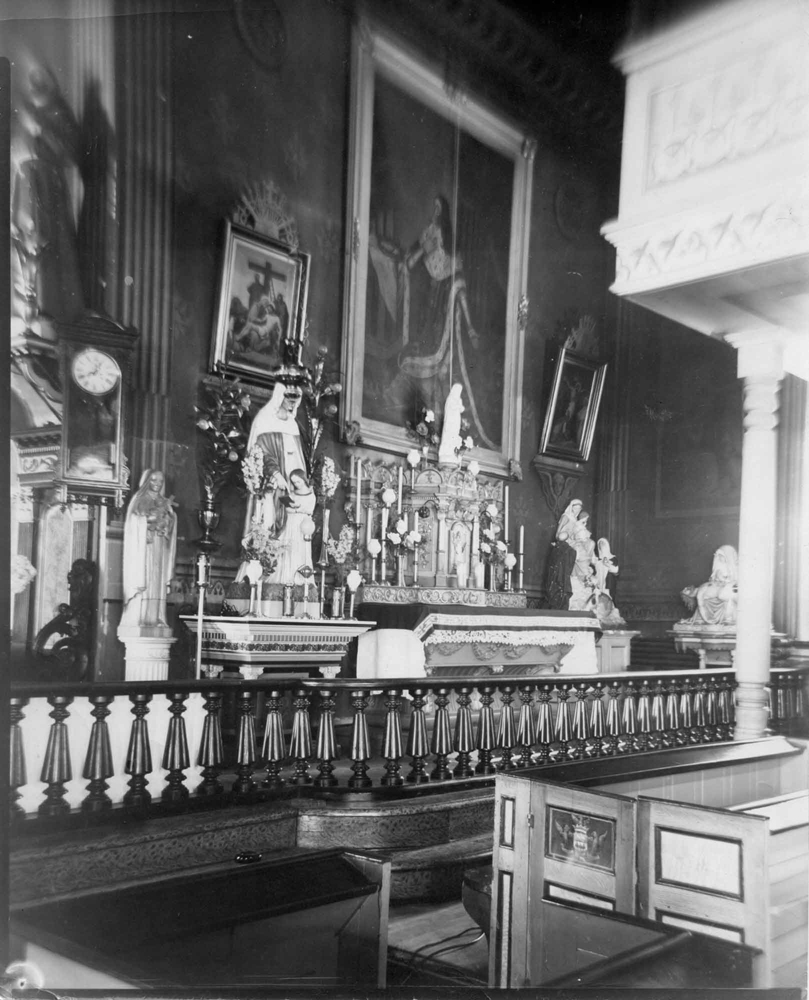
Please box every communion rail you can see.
[9,666,807,830]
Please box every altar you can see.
[356,589,600,678]
[180,615,376,679]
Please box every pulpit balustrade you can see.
[9,666,807,829]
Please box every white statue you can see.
[568,510,597,611]
[679,544,738,627]
[236,380,306,583]
[120,470,177,628]
[592,537,625,626]
[438,382,464,466]
[272,467,316,586]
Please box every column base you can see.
[733,680,770,741]
[118,625,176,681]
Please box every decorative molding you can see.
[534,467,580,520]
[604,183,809,291]
[646,35,809,189]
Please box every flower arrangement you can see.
[240,521,280,576]
[406,406,439,453]
[241,445,274,498]
[314,454,341,502]
[455,416,474,459]
[479,501,507,566]
[326,522,356,583]
[300,345,342,470]
[195,376,251,502]
[11,554,37,595]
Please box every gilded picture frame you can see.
[210,220,310,385]
[538,348,607,464]
[340,21,534,477]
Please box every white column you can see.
[726,333,784,740]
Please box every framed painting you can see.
[341,21,534,477]
[210,220,310,385]
[538,348,606,464]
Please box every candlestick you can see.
[380,506,389,584]
[503,485,510,543]
[518,524,524,557]
[397,467,403,513]
[355,456,363,512]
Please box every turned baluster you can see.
[453,686,475,778]
[430,687,452,781]
[571,683,590,760]
[769,674,787,733]
[621,681,638,753]
[713,677,732,740]
[693,679,708,743]
[232,690,257,796]
[349,688,372,789]
[535,685,554,765]
[635,680,652,753]
[82,694,115,813]
[381,689,404,787]
[39,695,74,818]
[474,684,497,775]
[589,683,606,758]
[262,688,286,788]
[289,687,313,785]
[314,687,338,788]
[10,697,28,824]
[604,682,623,756]
[704,677,719,741]
[161,691,190,804]
[663,679,680,749]
[553,685,572,760]
[679,678,696,745]
[197,689,224,796]
[791,673,803,722]
[497,685,517,771]
[124,692,153,808]
[650,680,667,748]
[406,687,430,783]
[515,685,536,768]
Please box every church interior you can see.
[4,0,809,993]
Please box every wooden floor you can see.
[386,899,489,987]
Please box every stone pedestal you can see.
[118,625,176,681]
[596,630,641,673]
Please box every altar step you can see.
[629,635,700,671]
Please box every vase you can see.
[331,585,345,619]
[396,554,406,588]
[488,564,497,592]
[196,498,222,554]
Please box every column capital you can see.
[724,331,785,381]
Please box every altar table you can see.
[356,601,601,677]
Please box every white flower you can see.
[395,518,407,535]
[424,409,435,422]
[381,487,397,507]
[480,541,492,554]
[11,554,37,595]
[468,460,480,477]
[496,540,507,553]
[485,502,499,519]
[464,436,474,449]
[483,526,496,541]
[406,530,421,547]
[387,531,402,545]
[504,553,517,569]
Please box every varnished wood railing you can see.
[8,666,807,829]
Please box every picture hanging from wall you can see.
[340,20,534,477]
[210,220,310,385]
[537,347,607,464]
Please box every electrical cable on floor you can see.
[395,925,486,986]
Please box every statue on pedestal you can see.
[679,544,738,628]
[591,537,625,627]
[120,469,177,628]
[546,499,582,609]
[438,383,464,466]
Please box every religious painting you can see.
[341,21,534,477]
[210,220,310,385]
[538,348,606,464]
[547,807,616,873]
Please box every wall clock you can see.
[55,317,139,506]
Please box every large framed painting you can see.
[210,220,310,385]
[341,21,534,477]
[537,348,607,464]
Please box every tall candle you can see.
[397,467,403,513]
[503,485,510,543]
[518,524,524,556]
[355,457,363,512]
[365,508,372,549]
[472,514,480,555]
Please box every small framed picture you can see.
[538,348,607,464]
[210,220,310,385]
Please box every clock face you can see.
[71,349,121,395]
